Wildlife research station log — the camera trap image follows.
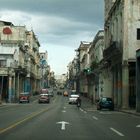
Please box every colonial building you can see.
[67,58,77,90]
[104,0,140,110]
[88,30,104,102]
[0,20,41,103]
[77,41,91,97]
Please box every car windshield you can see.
[20,93,29,96]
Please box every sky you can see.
[0,0,104,75]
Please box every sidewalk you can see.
[81,96,140,116]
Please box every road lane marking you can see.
[62,110,66,113]
[92,116,98,120]
[56,121,70,130]
[0,104,19,109]
[110,127,124,136]
[99,111,111,114]
[80,108,84,112]
[0,108,49,134]
[136,124,140,127]
[33,100,38,103]
[84,111,87,114]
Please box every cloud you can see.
[0,0,104,75]
[0,0,104,25]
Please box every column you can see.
[117,64,122,108]
[113,66,118,107]
[13,75,15,102]
[122,62,129,109]
[136,52,140,112]
[8,76,12,103]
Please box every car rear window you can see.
[102,98,112,102]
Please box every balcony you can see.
[103,41,122,61]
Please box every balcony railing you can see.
[103,41,122,60]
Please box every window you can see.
[0,60,6,67]
[137,28,140,40]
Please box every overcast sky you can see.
[0,0,104,75]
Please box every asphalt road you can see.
[0,94,140,140]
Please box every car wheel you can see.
[110,107,114,111]
[97,105,101,110]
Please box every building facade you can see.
[0,20,41,103]
[104,0,140,110]
[88,30,105,102]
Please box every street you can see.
[0,93,140,140]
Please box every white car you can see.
[69,94,79,104]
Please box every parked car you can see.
[97,97,114,110]
[19,92,30,103]
[69,94,79,104]
[38,94,50,103]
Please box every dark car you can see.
[38,94,50,103]
[97,97,114,110]
[19,92,30,103]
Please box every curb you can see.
[119,110,140,117]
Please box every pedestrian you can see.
[76,97,81,108]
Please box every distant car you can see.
[63,91,68,96]
[57,89,62,95]
[69,94,79,104]
[48,90,54,97]
[70,90,77,95]
[48,92,54,97]
[97,97,114,110]
[38,94,50,103]
[19,92,30,103]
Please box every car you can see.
[38,94,50,103]
[63,91,68,96]
[48,92,54,97]
[69,94,79,104]
[48,89,54,97]
[97,97,114,110]
[70,90,77,95]
[19,92,30,103]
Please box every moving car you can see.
[70,90,77,95]
[38,94,50,103]
[19,92,30,103]
[63,91,68,96]
[97,97,114,110]
[69,94,79,104]
[48,89,54,97]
